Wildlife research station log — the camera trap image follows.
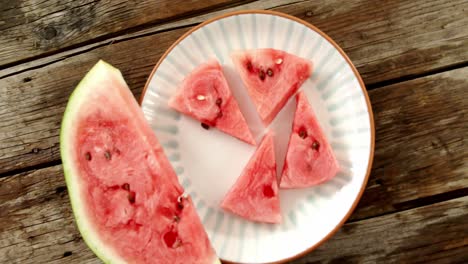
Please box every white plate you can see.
[140,10,374,264]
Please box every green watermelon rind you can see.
[60,60,129,264]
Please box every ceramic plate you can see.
[140,10,374,264]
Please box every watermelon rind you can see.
[61,60,129,264]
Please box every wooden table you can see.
[0,1,467,263]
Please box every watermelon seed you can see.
[196,94,206,101]
[299,129,308,139]
[312,141,320,150]
[104,151,111,160]
[267,68,274,77]
[177,193,188,209]
[275,58,283,64]
[259,70,266,81]
[173,215,180,222]
[122,183,130,191]
[177,203,184,210]
[217,111,223,118]
[216,98,222,106]
[246,61,253,72]
[85,152,92,161]
[128,191,136,204]
[201,123,210,130]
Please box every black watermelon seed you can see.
[201,123,210,130]
[246,61,253,72]
[128,192,136,204]
[298,129,307,139]
[312,141,320,150]
[259,70,266,80]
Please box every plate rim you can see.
[139,9,375,264]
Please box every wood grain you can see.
[0,166,98,264]
[275,0,468,85]
[1,165,466,263]
[351,67,468,220]
[291,196,468,264]
[2,0,467,85]
[0,0,248,67]
[0,0,311,78]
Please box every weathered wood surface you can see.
[2,0,467,85]
[350,67,468,220]
[0,0,308,78]
[1,165,466,263]
[276,0,468,85]
[291,196,468,264]
[0,0,249,67]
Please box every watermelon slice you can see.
[60,60,219,264]
[231,48,313,125]
[168,59,255,145]
[280,91,340,188]
[221,131,281,223]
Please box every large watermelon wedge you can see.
[169,59,255,145]
[231,48,313,125]
[221,131,281,223]
[280,91,340,188]
[60,60,219,264]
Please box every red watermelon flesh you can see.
[280,91,340,188]
[231,49,313,125]
[61,61,219,264]
[169,59,255,145]
[221,132,281,223]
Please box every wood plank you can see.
[2,0,467,84]
[350,67,468,220]
[274,0,468,85]
[291,196,468,264]
[0,0,249,67]
[0,0,306,78]
[0,166,98,263]
[1,165,466,263]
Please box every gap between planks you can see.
[0,0,260,69]
[0,0,308,76]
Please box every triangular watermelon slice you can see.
[221,131,281,223]
[280,91,340,188]
[169,59,255,145]
[231,49,313,125]
[61,60,219,264]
